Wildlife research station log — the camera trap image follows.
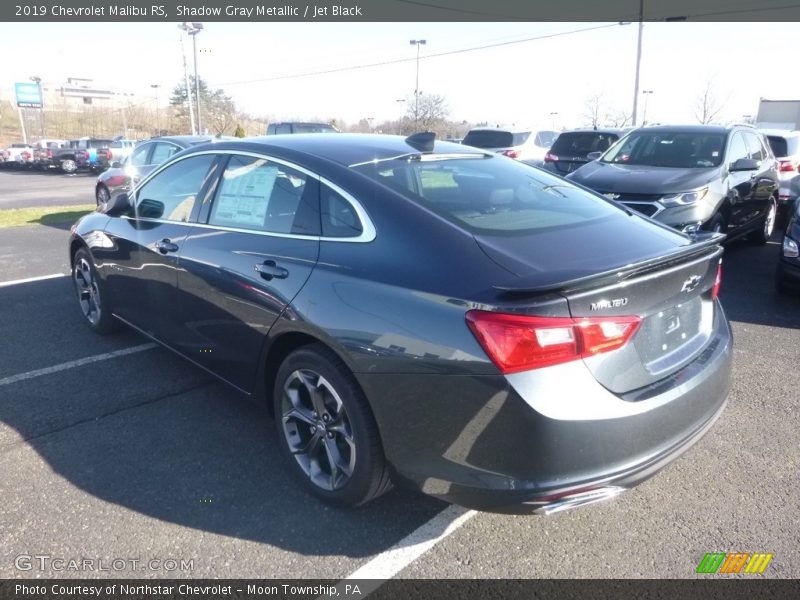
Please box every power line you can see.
[219,23,624,87]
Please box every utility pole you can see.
[631,0,644,126]
[179,29,196,135]
[410,39,426,124]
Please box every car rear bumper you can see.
[777,256,800,286]
[358,303,732,511]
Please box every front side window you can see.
[602,131,726,168]
[355,155,623,234]
[727,133,748,164]
[743,132,766,161]
[134,155,215,222]
[208,155,312,235]
[150,142,180,165]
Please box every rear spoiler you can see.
[493,233,725,295]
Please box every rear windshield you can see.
[765,135,799,158]
[463,130,529,149]
[551,132,619,157]
[353,155,623,234]
[89,140,114,148]
[293,124,337,133]
[601,131,726,168]
[110,141,130,148]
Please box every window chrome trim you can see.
[129,148,376,243]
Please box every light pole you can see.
[178,26,196,134]
[631,0,644,125]
[29,75,45,137]
[549,111,559,130]
[409,39,426,123]
[181,22,204,134]
[151,84,161,135]
[641,90,654,125]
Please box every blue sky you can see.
[1,21,798,127]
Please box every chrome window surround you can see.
[126,149,376,243]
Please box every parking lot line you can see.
[0,343,157,387]
[0,273,67,287]
[344,505,477,581]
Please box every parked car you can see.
[1,143,32,168]
[568,124,779,242]
[266,122,339,134]
[94,135,222,204]
[540,128,622,176]
[760,129,800,209]
[70,133,731,512]
[462,126,558,164]
[52,138,112,174]
[776,198,800,292]
[95,139,137,172]
[30,139,67,170]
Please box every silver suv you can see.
[462,126,558,165]
[760,129,800,208]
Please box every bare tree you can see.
[694,79,726,124]
[406,93,449,134]
[607,110,632,128]
[583,93,604,129]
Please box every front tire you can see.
[273,344,391,508]
[72,247,119,334]
[61,159,77,174]
[96,184,110,206]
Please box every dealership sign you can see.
[15,82,42,108]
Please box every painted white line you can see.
[345,505,477,581]
[0,343,158,387]
[0,273,68,288]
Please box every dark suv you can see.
[541,128,622,175]
[568,124,779,242]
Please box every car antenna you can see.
[406,131,436,152]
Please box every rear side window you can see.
[209,155,312,235]
[128,144,151,167]
[134,155,215,222]
[321,184,362,238]
[355,156,622,234]
[551,133,619,156]
[463,130,515,149]
[150,142,180,165]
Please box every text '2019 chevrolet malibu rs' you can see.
[68,133,732,513]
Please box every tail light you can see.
[21,151,31,160]
[502,149,521,159]
[465,311,641,374]
[544,152,559,162]
[711,260,722,300]
[106,149,113,160]
[46,149,53,158]
[778,160,796,172]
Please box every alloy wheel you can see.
[74,257,102,325]
[280,369,356,491]
[96,185,110,205]
[764,200,776,239]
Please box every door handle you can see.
[254,260,289,280]
[155,239,179,254]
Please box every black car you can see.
[95,136,221,205]
[69,133,732,512]
[266,122,339,134]
[568,124,779,242]
[776,198,800,292]
[540,128,622,176]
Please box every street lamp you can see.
[181,22,204,134]
[409,39,426,123]
[29,75,45,137]
[549,111,559,130]
[641,90,654,125]
[177,25,196,134]
[151,84,161,135]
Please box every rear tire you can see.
[72,247,119,334]
[273,344,392,508]
[751,197,777,245]
[61,159,77,174]
[96,184,110,206]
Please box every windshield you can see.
[353,155,625,234]
[601,131,726,168]
[294,124,337,133]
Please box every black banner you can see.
[2,580,800,600]
[3,0,800,22]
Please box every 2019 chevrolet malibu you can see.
[69,133,732,512]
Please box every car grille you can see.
[621,201,662,217]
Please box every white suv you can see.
[462,126,558,165]
[761,129,800,207]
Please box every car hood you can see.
[568,161,719,194]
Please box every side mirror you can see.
[730,157,759,172]
[103,192,132,217]
[587,151,603,161]
[111,161,122,168]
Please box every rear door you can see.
[743,131,777,222]
[173,153,321,391]
[725,132,751,228]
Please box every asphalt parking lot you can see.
[0,169,96,209]
[0,173,798,580]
